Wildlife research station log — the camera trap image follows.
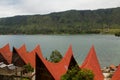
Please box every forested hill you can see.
[0,7,120,34]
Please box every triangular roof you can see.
[111,64,120,80]
[36,45,78,80]
[81,45,104,80]
[12,44,40,68]
[0,54,8,64]
[36,53,54,80]
[0,44,12,64]
[12,44,29,66]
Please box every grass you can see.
[96,28,120,34]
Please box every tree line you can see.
[0,7,120,34]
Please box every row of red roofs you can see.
[0,43,120,80]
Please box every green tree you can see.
[61,66,94,80]
[23,63,34,73]
[49,50,63,63]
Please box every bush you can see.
[61,66,94,80]
[23,63,34,73]
[49,50,63,63]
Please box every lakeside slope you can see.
[0,7,120,34]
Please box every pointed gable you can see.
[36,45,78,80]
[36,54,54,80]
[112,65,120,80]
[12,44,28,67]
[0,54,8,64]
[0,44,12,64]
[12,44,41,68]
[81,45,104,80]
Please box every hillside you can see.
[0,7,120,34]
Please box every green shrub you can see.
[49,50,63,63]
[61,66,94,80]
[23,63,34,73]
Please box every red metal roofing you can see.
[27,47,36,68]
[0,44,12,64]
[13,44,39,68]
[81,45,104,80]
[112,64,120,80]
[35,45,76,80]
[13,44,29,65]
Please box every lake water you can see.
[0,34,120,67]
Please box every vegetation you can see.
[61,66,94,80]
[0,7,120,34]
[49,50,63,63]
[115,32,120,37]
[23,63,34,73]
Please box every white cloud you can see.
[0,0,120,18]
[0,6,14,17]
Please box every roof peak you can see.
[81,45,104,80]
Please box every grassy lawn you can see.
[96,28,120,34]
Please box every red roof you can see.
[112,64,120,80]
[36,45,76,80]
[0,44,105,80]
[0,44,12,64]
[13,44,41,68]
[81,45,104,80]
[13,44,29,64]
[27,46,37,68]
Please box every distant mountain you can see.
[0,7,120,34]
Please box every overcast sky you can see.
[0,0,120,18]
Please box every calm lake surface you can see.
[0,34,120,67]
